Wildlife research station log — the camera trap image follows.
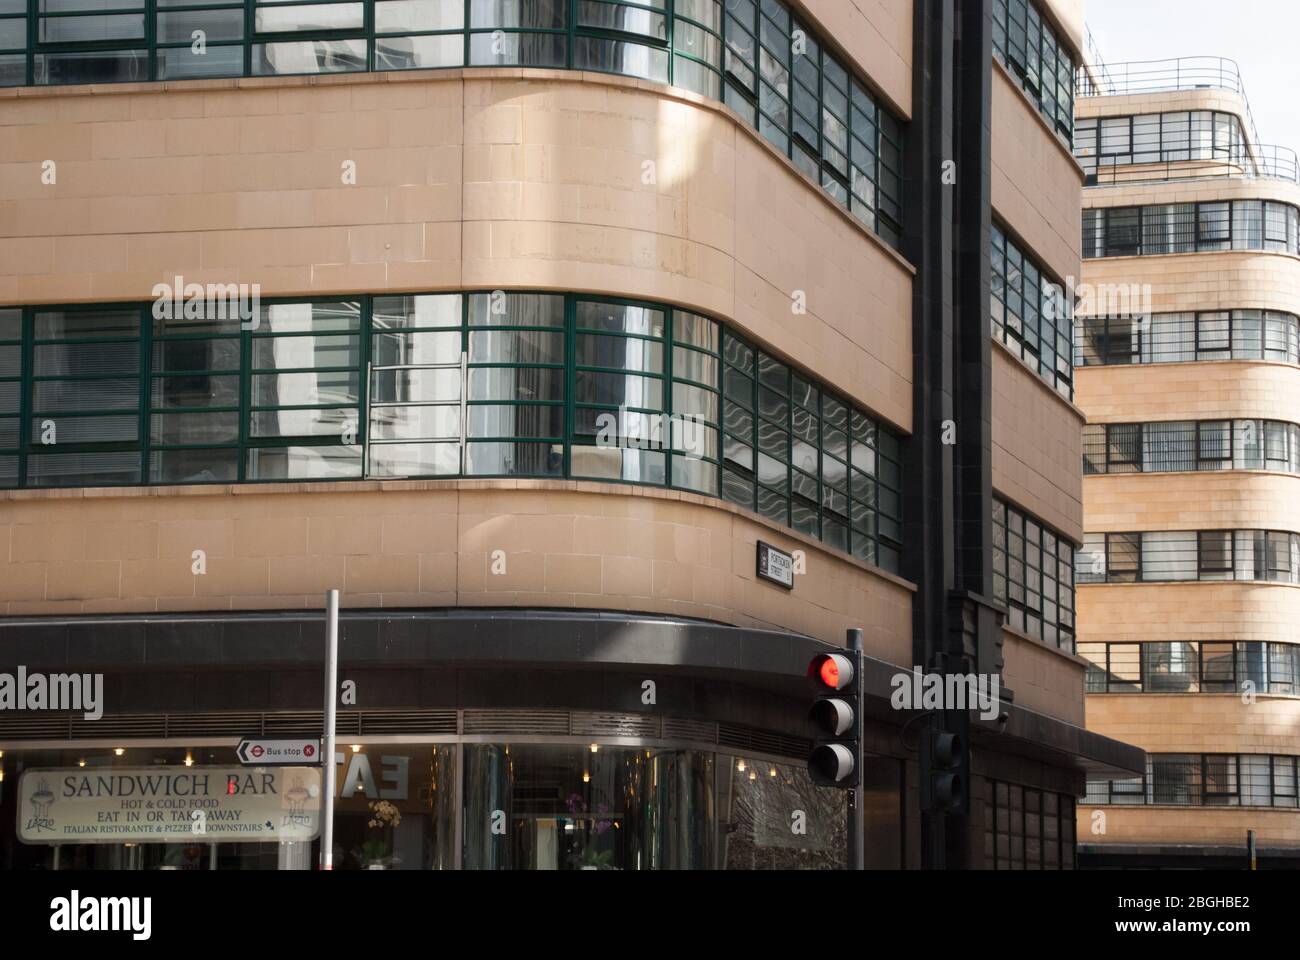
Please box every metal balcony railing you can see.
[1247,144,1300,182]
[1076,56,1262,150]
[1087,143,1300,186]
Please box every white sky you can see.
[1085,0,1300,153]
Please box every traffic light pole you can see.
[846,628,864,871]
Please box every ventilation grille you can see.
[0,710,448,741]
[570,712,659,738]
[0,710,807,759]
[0,715,76,739]
[162,713,261,738]
[717,722,810,758]
[360,710,456,735]
[462,710,569,735]
[662,717,718,743]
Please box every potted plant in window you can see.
[354,799,402,870]
[565,794,618,870]
[571,847,616,871]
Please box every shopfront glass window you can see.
[462,743,715,870]
[0,743,459,871]
[328,744,458,870]
[718,756,847,869]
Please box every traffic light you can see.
[808,651,861,787]
[920,722,964,813]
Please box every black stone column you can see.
[904,0,1003,870]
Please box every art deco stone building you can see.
[0,0,1138,870]
[1074,56,1300,868]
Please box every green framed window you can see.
[468,0,567,68]
[368,292,464,478]
[788,13,818,182]
[670,0,718,98]
[373,0,464,71]
[465,290,565,477]
[0,0,26,85]
[573,0,668,82]
[2,290,904,573]
[0,307,19,486]
[721,329,900,568]
[668,307,720,494]
[156,0,246,80]
[572,297,669,484]
[245,299,364,480]
[34,0,149,86]
[251,0,368,77]
[26,305,144,487]
[149,300,242,483]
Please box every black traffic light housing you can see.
[920,719,965,813]
[808,651,861,788]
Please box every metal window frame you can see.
[1103,531,1141,582]
[1194,311,1232,359]
[1086,200,1300,259]
[990,221,1075,399]
[1086,640,1300,700]
[1194,419,1232,470]
[2,288,905,574]
[23,302,150,489]
[1104,422,1140,472]
[992,0,1076,146]
[994,498,1076,653]
[988,777,1072,870]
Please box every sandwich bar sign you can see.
[17,766,322,844]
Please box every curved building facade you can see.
[1074,57,1300,868]
[0,0,1139,870]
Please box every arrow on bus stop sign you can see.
[236,738,321,765]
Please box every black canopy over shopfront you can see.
[0,609,1143,870]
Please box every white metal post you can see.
[321,589,339,870]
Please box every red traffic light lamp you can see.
[810,653,855,691]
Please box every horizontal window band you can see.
[2,289,904,574]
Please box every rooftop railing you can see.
[1076,56,1262,149]
[1081,25,1115,96]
